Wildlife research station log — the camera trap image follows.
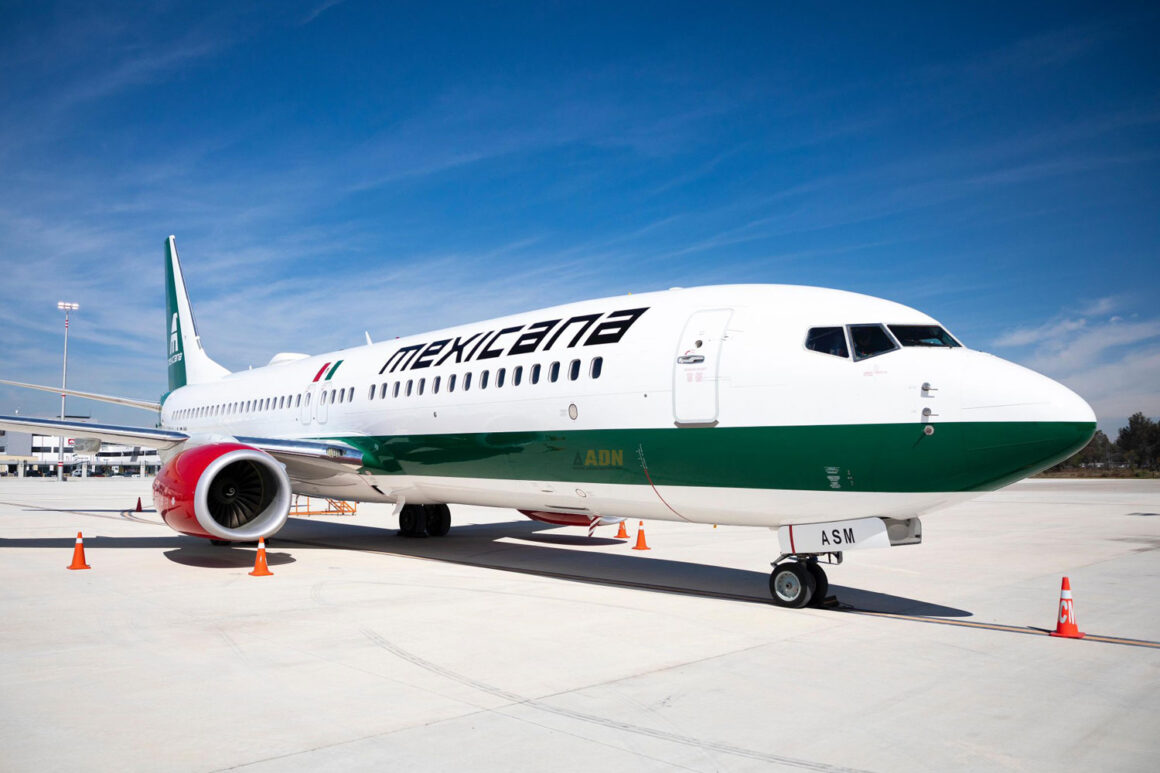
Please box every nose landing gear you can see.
[769,553,839,608]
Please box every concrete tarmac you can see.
[1,477,1157,772]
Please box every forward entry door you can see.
[673,308,732,426]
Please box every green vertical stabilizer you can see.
[165,237,187,391]
[163,236,230,391]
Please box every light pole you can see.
[57,301,78,481]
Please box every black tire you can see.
[805,561,829,607]
[398,505,427,537]
[769,562,816,608]
[425,504,451,537]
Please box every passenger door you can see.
[300,384,315,424]
[673,309,732,426]
[316,385,330,425]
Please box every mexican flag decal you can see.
[313,360,344,382]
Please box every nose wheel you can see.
[769,558,830,608]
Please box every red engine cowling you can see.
[519,510,624,529]
[152,443,292,540]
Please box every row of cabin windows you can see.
[172,356,606,420]
[175,392,312,421]
[367,356,604,401]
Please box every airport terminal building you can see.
[0,417,160,477]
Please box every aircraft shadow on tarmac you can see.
[0,518,970,617]
[275,518,972,618]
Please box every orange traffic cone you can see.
[249,538,273,577]
[135,497,143,512]
[1049,576,1084,639]
[615,521,629,539]
[632,521,650,551]
[67,532,91,570]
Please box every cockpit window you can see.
[805,327,849,358]
[888,325,961,347]
[849,324,898,361]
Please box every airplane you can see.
[0,236,1096,607]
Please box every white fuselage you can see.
[158,285,1095,527]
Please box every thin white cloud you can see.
[1077,296,1120,316]
[993,317,1088,347]
[301,0,347,25]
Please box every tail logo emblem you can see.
[169,313,179,355]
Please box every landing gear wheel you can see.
[398,504,427,538]
[425,504,451,537]
[805,561,829,607]
[769,562,816,608]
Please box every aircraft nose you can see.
[958,353,1096,487]
[961,353,1095,423]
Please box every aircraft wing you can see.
[234,436,365,466]
[0,379,161,412]
[0,414,368,487]
[0,415,188,451]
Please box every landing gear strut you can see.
[769,554,839,608]
[398,504,451,538]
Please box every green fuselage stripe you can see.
[333,421,1094,494]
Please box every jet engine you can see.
[152,442,292,541]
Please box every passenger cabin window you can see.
[463,372,472,391]
[805,327,849,358]
[531,364,541,384]
[568,359,580,381]
[888,325,961,347]
[591,357,603,379]
[549,362,560,382]
[513,366,523,386]
[849,324,898,361]
[448,374,456,392]
[496,368,505,388]
[480,370,489,389]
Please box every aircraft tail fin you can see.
[165,236,230,391]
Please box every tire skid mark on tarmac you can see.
[282,535,1160,650]
[841,610,1160,649]
[361,627,870,773]
[0,499,165,527]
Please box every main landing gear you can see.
[398,504,451,538]
[769,553,839,608]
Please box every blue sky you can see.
[0,1,1157,435]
